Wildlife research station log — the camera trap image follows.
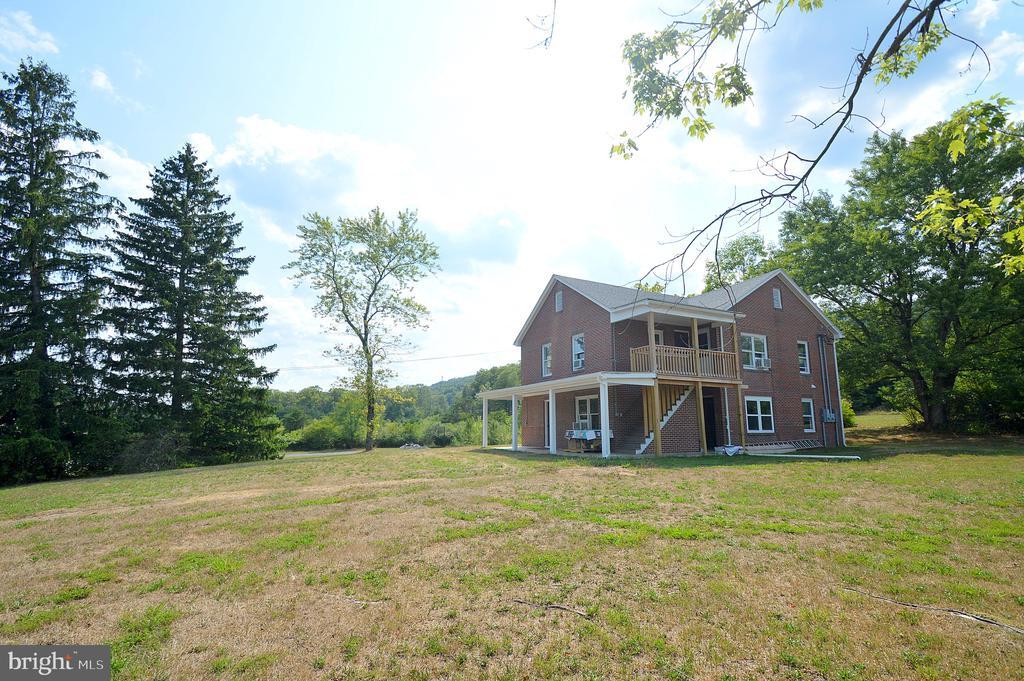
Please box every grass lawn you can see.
[1,425,1022,679]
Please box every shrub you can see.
[841,397,856,428]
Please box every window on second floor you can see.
[541,342,552,377]
[572,333,585,371]
[797,341,810,374]
[673,329,710,349]
[741,334,769,369]
[554,290,563,312]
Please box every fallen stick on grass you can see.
[343,596,385,605]
[842,586,1024,635]
[512,598,591,619]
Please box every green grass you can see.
[108,604,180,679]
[851,410,907,429]
[0,437,1021,679]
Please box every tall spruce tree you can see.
[107,144,279,465]
[0,60,119,484]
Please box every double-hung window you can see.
[541,342,552,377]
[801,398,815,432]
[554,290,563,312]
[745,397,774,433]
[741,333,769,369]
[797,341,810,374]
[571,333,585,371]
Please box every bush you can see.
[841,397,856,428]
[289,418,346,451]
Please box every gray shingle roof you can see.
[556,269,783,311]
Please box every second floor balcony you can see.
[630,344,739,381]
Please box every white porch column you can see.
[548,389,557,454]
[599,379,610,458]
[511,396,519,451]
[481,398,489,447]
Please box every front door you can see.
[702,396,718,450]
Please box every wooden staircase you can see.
[636,385,693,455]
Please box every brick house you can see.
[478,270,846,456]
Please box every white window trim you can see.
[745,396,775,434]
[772,287,783,309]
[797,340,811,374]
[653,329,664,345]
[554,290,563,313]
[575,394,600,429]
[571,332,585,372]
[801,398,816,432]
[541,342,552,377]
[741,333,769,369]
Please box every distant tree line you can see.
[271,363,520,450]
[0,60,278,485]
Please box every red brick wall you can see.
[520,283,614,384]
[733,274,844,447]
[515,274,845,452]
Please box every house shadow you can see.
[469,447,861,470]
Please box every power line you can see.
[270,350,511,372]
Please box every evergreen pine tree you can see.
[108,143,279,465]
[0,60,119,484]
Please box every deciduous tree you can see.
[287,208,439,450]
[777,104,1024,430]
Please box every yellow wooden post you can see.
[647,312,662,455]
[696,381,707,454]
[731,320,746,447]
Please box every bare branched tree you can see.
[610,0,996,293]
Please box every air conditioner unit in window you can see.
[754,357,771,370]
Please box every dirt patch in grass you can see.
[0,444,1021,679]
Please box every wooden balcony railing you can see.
[630,345,739,380]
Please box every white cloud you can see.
[0,11,57,55]
[984,31,1024,76]
[87,66,143,111]
[965,0,1000,30]
[89,68,114,93]
[186,132,216,162]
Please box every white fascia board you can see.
[609,300,738,325]
[477,371,657,400]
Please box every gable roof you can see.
[513,269,842,346]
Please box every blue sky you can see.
[2,1,1021,389]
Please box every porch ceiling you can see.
[608,299,744,325]
[477,371,656,400]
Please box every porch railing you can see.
[630,345,738,380]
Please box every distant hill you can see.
[424,373,477,408]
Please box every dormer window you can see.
[554,290,563,313]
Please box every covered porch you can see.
[478,372,656,458]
